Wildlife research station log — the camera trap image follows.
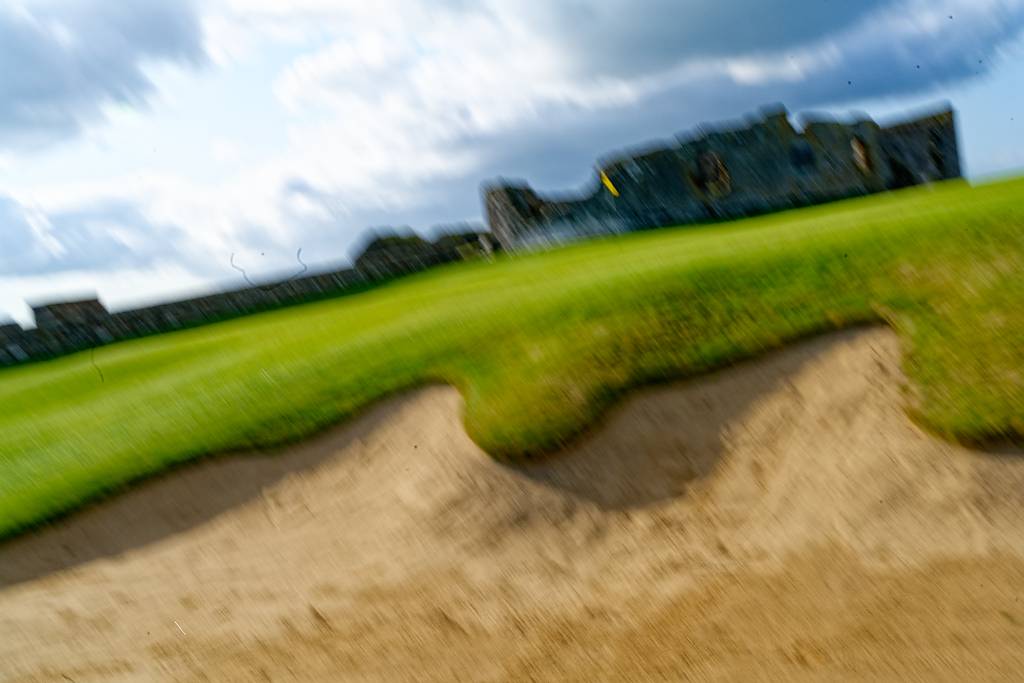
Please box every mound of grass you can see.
[1,178,1022,538]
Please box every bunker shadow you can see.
[0,395,402,590]
[508,329,865,510]
[0,328,875,589]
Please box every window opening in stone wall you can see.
[790,140,815,171]
[692,151,731,197]
[851,136,873,174]
[887,157,917,189]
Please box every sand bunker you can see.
[3,328,1024,681]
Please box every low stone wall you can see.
[0,231,493,368]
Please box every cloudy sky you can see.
[2,0,1023,325]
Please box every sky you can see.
[1,0,1023,326]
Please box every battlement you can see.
[484,104,961,251]
[1,104,964,369]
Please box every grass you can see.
[1,177,1022,538]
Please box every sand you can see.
[3,327,1024,681]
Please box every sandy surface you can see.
[3,328,1024,681]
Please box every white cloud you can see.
[0,0,205,147]
[2,0,1023,322]
[0,265,211,327]
[211,139,241,164]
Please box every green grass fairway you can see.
[1,178,1022,538]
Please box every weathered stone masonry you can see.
[484,104,961,251]
[1,103,961,369]
[0,231,491,368]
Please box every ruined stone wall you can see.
[0,104,962,369]
[0,231,492,368]
[877,109,961,187]
[484,105,960,251]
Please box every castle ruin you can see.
[1,104,962,369]
[0,230,491,368]
[484,104,961,251]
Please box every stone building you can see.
[0,228,493,368]
[351,228,493,279]
[484,104,961,251]
[33,298,116,343]
[0,323,31,365]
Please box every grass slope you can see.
[1,178,1022,538]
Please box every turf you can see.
[1,177,1022,538]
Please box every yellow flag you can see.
[600,169,620,197]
